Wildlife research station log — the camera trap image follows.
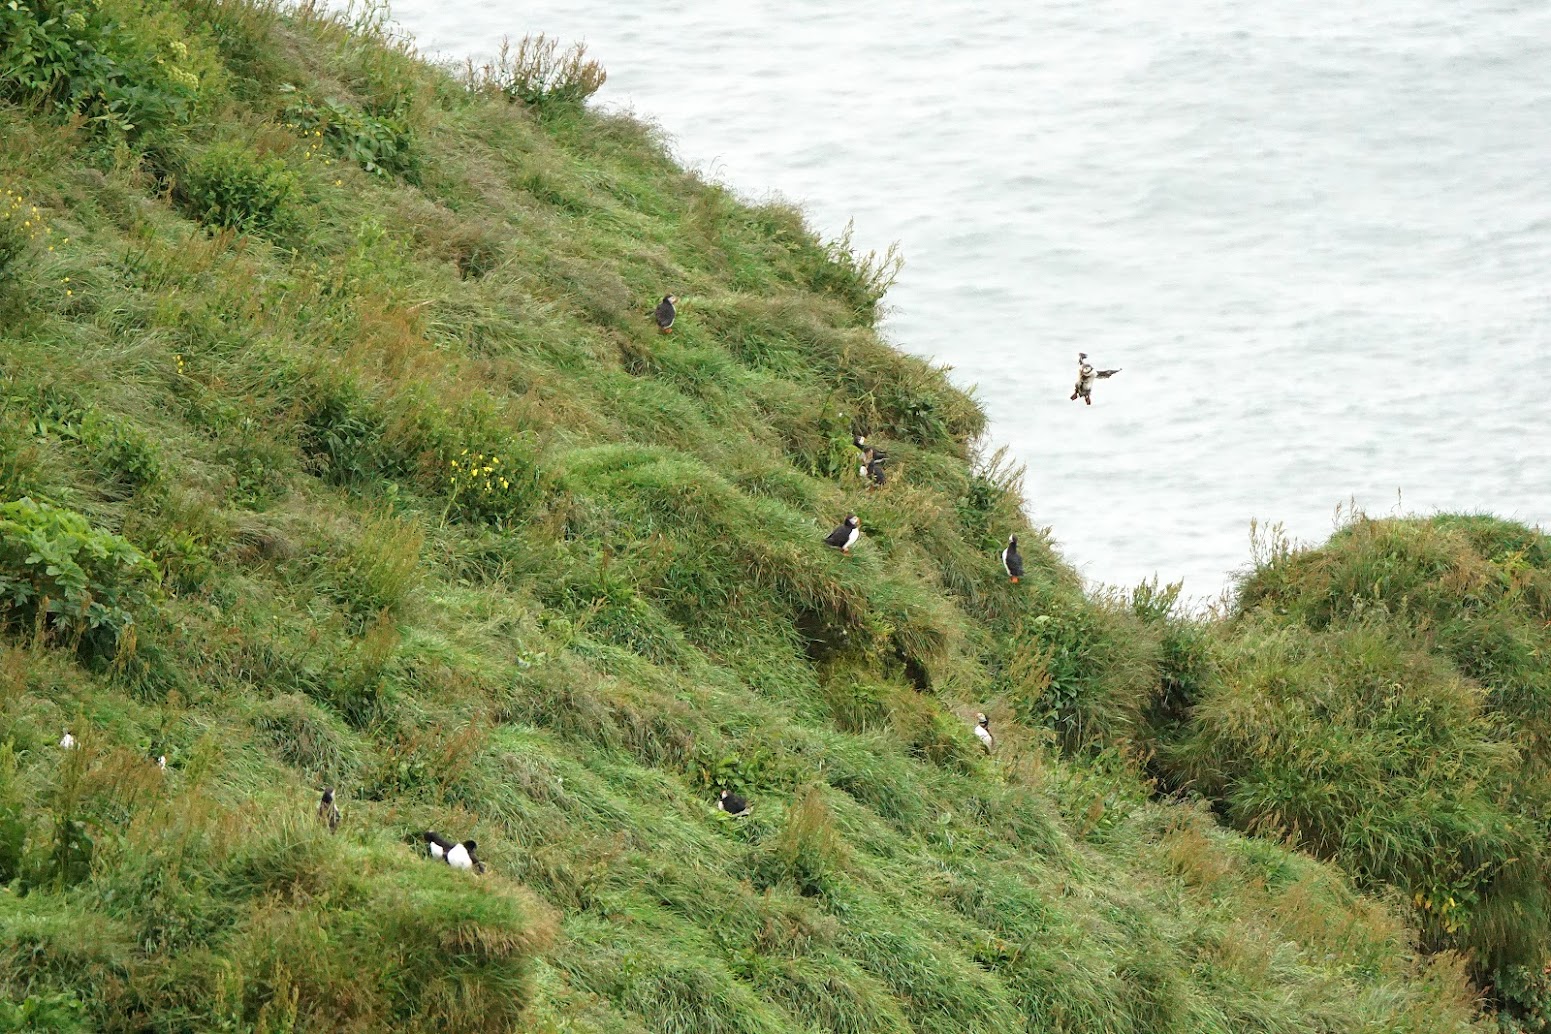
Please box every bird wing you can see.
[1096,368,1121,379]
[825,526,849,547]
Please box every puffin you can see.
[155,754,167,773]
[318,787,341,833]
[446,840,484,873]
[654,294,678,334]
[852,434,888,487]
[825,514,861,554]
[1070,352,1121,405]
[974,713,995,753]
[1002,535,1024,584]
[423,831,486,873]
[717,789,751,817]
[59,730,76,749]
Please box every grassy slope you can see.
[1157,514,1551,1020]
[0,1,1496,1031]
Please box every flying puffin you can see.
[717,789,751,817]
[654,294,678,334]
[318,787,341,833]
[974,713,995,753]
[423,831,485,873]
[825,514,861,554]
[1070,352,1121,405]
[59,730,75,749]
[1002,535,1024,584]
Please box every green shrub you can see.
[464,34,606,109]
[282,84,419,180]
[0,990,89,1033]
[0,497,160,658]
[0,0,209,136]
[177,142,300,236]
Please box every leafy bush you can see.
[463,34,606,109]
[282,84,419,180]
[177,142,299,236]
[0,497,160,657]
[0,0,208,136]
[0,990,89,1033]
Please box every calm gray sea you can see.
[383,0,1551,600]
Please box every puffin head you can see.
[1007,534,1018,547]
[976,712,989,727]
[846,514,859,528]
[664,294,677,304]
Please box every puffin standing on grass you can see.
[59,730,76,749]
[1070,352,1121,405]
[318,788,341,833]
[717,789,751,817]
[825,514,861,555]
[1002,535,1024,584]
[974,713,995,753]
[654,294,678,334]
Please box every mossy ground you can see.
[0,1,1534,1031]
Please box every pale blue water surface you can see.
[382,0,1551,599]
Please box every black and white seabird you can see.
[717,789,751,817]
[852,434,888,487]
[654,294,678,334]
[421,830,480,874]
[1070,352,1120,406]
[974,713,995,753]
[1002,535,1024,584]
[447,840,484,873]
[154,753,167,772]
[318,788,341,833]
[423,831,452,861]
[825,514,861,554]
[424,831,485,873]
[59,730,75,749]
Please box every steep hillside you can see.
[0,1,1497,1031]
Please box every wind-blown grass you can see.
[0,0,1512,1030]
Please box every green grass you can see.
[0,0,1525,1030]
[1157,514,1551,1021]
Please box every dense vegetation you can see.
[0,0,1542,1031]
